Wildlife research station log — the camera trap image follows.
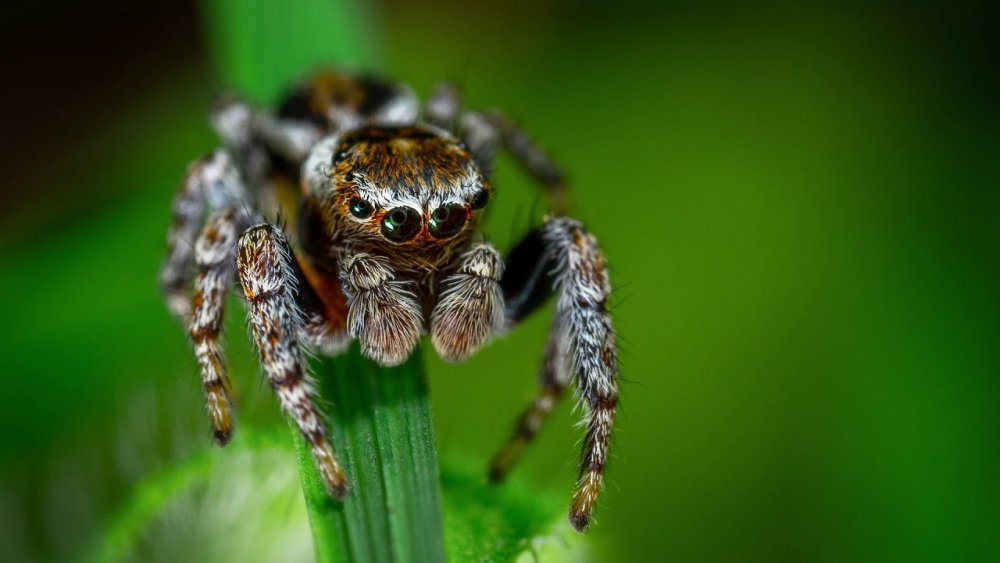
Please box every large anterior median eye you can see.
[381,207,422,242]
[428,204,468,239]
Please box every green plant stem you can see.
[296,346,445,563]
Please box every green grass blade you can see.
[297,347,446,563]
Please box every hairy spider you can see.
[159,70,618,532]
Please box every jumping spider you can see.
[159,70,618,532]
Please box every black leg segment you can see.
[500,225,558,324]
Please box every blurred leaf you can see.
[91,429,312,563]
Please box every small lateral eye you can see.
[429,203,468,239]
[349,198,374,219]
[470,189,489,210]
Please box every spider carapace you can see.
[159,70,619,532]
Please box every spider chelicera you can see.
[159,70,619,531]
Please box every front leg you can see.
[189,206,253,445]
[341,252,424,366]
[237,224,348,497]
[430,243,505,362]
[490,217,618,532]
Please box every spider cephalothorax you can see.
[160,70,619,532]
[324,125,489,272]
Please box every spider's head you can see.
[327,125,491,249]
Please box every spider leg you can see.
[254,113,324,163]
[189,206,256,444]
[160,150,249,318]
[424,83,562,192]
[211,93,324,169]
[424,84,501,177]
[430,243,505,362]
[211,96,255,149]
[425,82,462,132]
[456,108,567,213]
[424,82,462,133]
[209,96,271,186]
[484,110,566,195]
[489,217,618,532]
[340,252,424,366]
[237,224,348,497]
[458,112,502,180]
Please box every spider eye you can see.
[429,204,467,239]
[349,198,374,219]
[381,207,422,242]
[470,189,489,210]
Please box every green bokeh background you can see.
[1,1,998,561]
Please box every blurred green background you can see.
[1,0,998,561]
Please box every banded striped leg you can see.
[458,112,501,180]
[159,150,248,317]
[424,82,566,200]
[425,84,501,180]
[425,82,462,132]
[490,217,618,532]
[483,110,565,187]
[160,160,207,317]
[430,243,505,362]
[483,110,568,213]
[425,84,558,193]
[237,224,348,498]
[209,96,270,187]
[550,218,618,532]
[189,207,253,444]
